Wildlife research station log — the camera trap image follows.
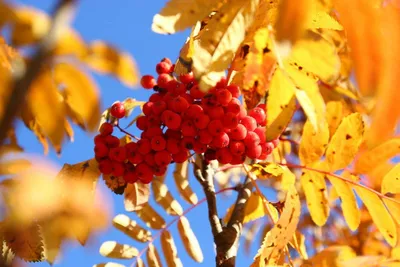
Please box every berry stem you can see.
[130,186,237,267]
[115,123,140,140]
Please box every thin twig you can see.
[0,0,77,146]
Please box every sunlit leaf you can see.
[309,246,357,267]
[124,182,150,212]
[135,203,166,230]
[161,231,183,267]
[177,216,203,263]
[381,163,400,195]
[151,180,183,216]
[0,159,31,176]
[224,191,266,224]
[112,214,152,243]
[146,243,162,267]
[173,161,198,205]
[99,241,138,259]
[325,101,344,139]
[299,119,329,165]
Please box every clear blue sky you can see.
[13,0,263,266]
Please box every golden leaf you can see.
[146,243,162,267]
[325,101,343,139]
[299,119,329,165]
[325,113,364,171]
[383,199,400,226]
[177,216,203,263]
[0,37,19,71]
[173,161,198,205]
[251,162,284,179]
[252,186,300,266]
[124,182,150,212]
[381,163,400,195]
[300,163,329,226]
[85,41,139,87]
[151,180,183,216]
[136,203,166,230]
[99,241,138,259]
[174,22,201,75]
[224,191,266,224]
[355,138,400,174]
[0,159,31,176]
[54,63,101,132]
[136,258,145,267]
[309,246,356,267]
[161,231,183,267]
[306,3,343,30]
[294,88,318,130]
[354,186,397,246]
[112,214,152,243]
[3,224,44,262]
[275,0,312,43]
[52,29,88,59]
[192,0,259,91]
[266,68,296,141]
[152,0,218,34]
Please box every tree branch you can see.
[0,0,77,146]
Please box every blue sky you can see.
[12,0,263,266]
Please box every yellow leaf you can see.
[99,241,138,259]
[252,186,300,266]
[383,199,400,226]
[161,231,183,267]
[54,63,101,132]
[112,214,152,243]
[306,2,343,30]
[354,186,397,246]
[325,113,364,171]
[295,89,318,130]
[309,246,356,267]
[299,119,329,165]
[124,182,150,212]
[173,161,198,205]
[266,68,297,141]
[52,29,88,59]
[135,203,166,230]
[152,0,218,34]
[224,192,267,224]
[301,165,329,226]
[0,158,31,176]
[85,41,139,87]
[251,162,284,179]
[355,138,400,174]
[275,0,312,43]
[146,244,162,267]
[192,0,259,91]
[0,37,19,71]
[381,164,400,195]
[151,180,183,216]
[325,101,343,139]
[177,216,203,263]
[174,22,201,75]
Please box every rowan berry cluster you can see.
[94,57,279,187]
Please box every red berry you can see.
[198,129,213,144]
[149,93,164,102]
[226,101,241,114]
[204,149,217,162]
[162,110,182,130]
[254,127,266,143]
[156,61,172,74]
[147,115,162,127]
[151,136,167,151]
[216,89,232,106]
[142,127,163,138]
[124,170,138,184]
[167,138,181,154]
[172,149,188,163]
[181,136,195,150]
[154,150,172,166]
[152,101,167,115]
[143,102,154,115]
[229,141,246,156]
[141,75,156,89]
[241,116,257,131]
[161,57,172,65]
[172,96,189,113]
[186,104,203,119]
[99,159,113,174]
[244,131,261,148]
[208,106,225,120]
[179,72,194,84]
[109,146,127,162]
[153,165,167,176]
[193,141,207,154]
[110,102,126,119]
[211,133,230,148]
[100,122,113,136]
[227,84,240,98]
[257,103,266,110]
[105,135,120,148]
[181,120,197,137]
[223,112,239,129]
[190,85,205,99]
[215,77,227,89]
[169,64,175,73]
[208,120,224,136]
[229,124,247,140]
[145,152,156,166]
[246,145,262,159]
[165,129,181,139]
[135,163,154,184]
[202,93,217,108]
[216,148,232,164]
[112,161,125,176]
[94,134,106,145]
[157,73,173,88]
[249,107,266,125]
[194,114,210,129]
[137,139,152,155]
[126,143,143,164]
[237,106,247,120]
[136,116,149,131]
[231,154,246,164]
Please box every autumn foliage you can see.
[1,0,400,267]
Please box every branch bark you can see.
[194,156,253,267]
[0,0,77,146]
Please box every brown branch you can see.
[0,0,77,146]
[194,156,254,267]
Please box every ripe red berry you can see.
[162,110,182,130]
[216,89,232,106]
[226,101,241,114]
[149,93,164,102]
[249,107,266,125]
[190,85,205,99]
[181,120,197,137]
[165,129,181,139]
[199,129,213,144]
[186,104,203,119]
[136,116,149,131]
[237,106,247,120]
[142,127,163,138]
[152,101,167,115]
[208,106,225,120]
[94,134,106,145]
[151,136,167,151]
[110,102,126,119]
[141,75,156,89]
[126,145,143,164]
[172,149,188,163]
[105,135,120,148]
[144,152,156,166]
[216,148,232,164]
[229,124,247,140]
[229,141,246,156]
[147,115,162,127]
[241,116,257,131]
[153,165,167,176]
[244,131,261,148]
[135,163,154,184]
[99,159,113,174]
[204,149,217,162]
[254,127,266,143]
[157,73,173,88]
[161,57,172,65]
[208,120,224,136]
[215,77,227,89]
[156,61,172,74]
[124,170,138,184]
[172,96,189,113]
[109,146,127,162]
[99,122,113,136]
[143,102,154,115]
[167,138,181,154]
[231,154,246,164]
[226,84,240,98]
[112,161,125,176]
[193,141,207,154]
[257,103,266,110]
[194,114,210,129]
[246,145,262,159]
[182,136,196,150]
[137,138,152,155]
[179,72,194,84]
[223,112,239,129]
[154,150,172,166]
[211,132,230,148]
